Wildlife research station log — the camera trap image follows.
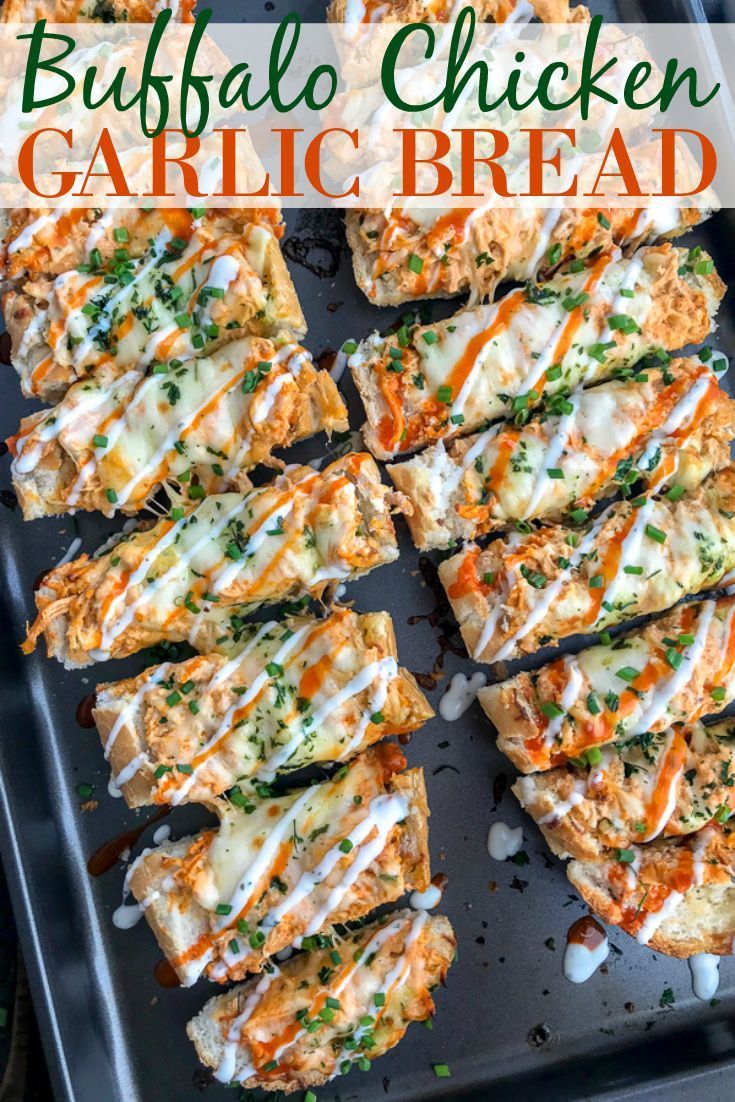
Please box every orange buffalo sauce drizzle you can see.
[92,518,176,648]
[446,546,494,601]
[699,599,735,715]
[163,456,365,630]
[536,254,613,397]
[610,847,698,936]
[173,762,381,976]
[578,507,640,628]
[236,473,350,599]
[159,480,313,633]
[456,428,520,521]
[493,0,517,21]
[377,289,526,456]
[445,289,527,399]
[616,207,644,241]
[613,830,733,936]
[640,729,688,841]
[377,253,613,456]
[581,366,714,502]
[136,360,272,500]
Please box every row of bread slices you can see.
[1,13,461,1094]
[25,460,459,1089]
[6,311,460,1086]
[347,248,735,955]
[320,0,735,956]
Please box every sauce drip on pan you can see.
[154,958,181,989]
[408,556,467,689]
[566,915,607,950]
[563,915,610,983]
[76,693,97,729]
[87,807,171,877]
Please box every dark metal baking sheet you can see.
[2,2,735,1101]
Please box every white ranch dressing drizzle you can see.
[543,655,584,745]
[634,601,715,734]
[331,911,428,1075]
[7,209,66,255]
[64,371,168,508]
[166,621,313,804]
[213,968,280,1084]
[522,205,564,276]
[324,913,429,1078]
[410,882,443,910]
[487,821,523,861]
[636,369,717,477]
[55,537,83,568]
[108,754,146,798]
[215,912,425,1083]
[635,828,714,945]
[112,358,255,509]
[257,656,399,781]
[257,791,409,945]
[563,933,610,983]
[102,662,173,761]
[208,469,315,596]
[689,953,721,1000]
[592,497,654,619]
[438,671,487,721]
[538,780,587,826]
[521,395,578,520]
[12,374,140,475]
[112,842,167,931]
[60,227,173,369]
[96,470,296,655]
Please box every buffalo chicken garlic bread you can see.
[440,466,735,664]
[349,245,724,460]
[513,720,735,861]
[23,454,403,668]
[93,608,433,805]
[4,220,305,403]
[9,338,347,519]
[187,908,455,1091]
[0,207,284,289]
[567,826,735,957]
[480,595,735,773]
[328,0,588,23]
[345,196,709,308]
[389,356,734,550]
[128,746,429,985]
[0,0,194,19]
